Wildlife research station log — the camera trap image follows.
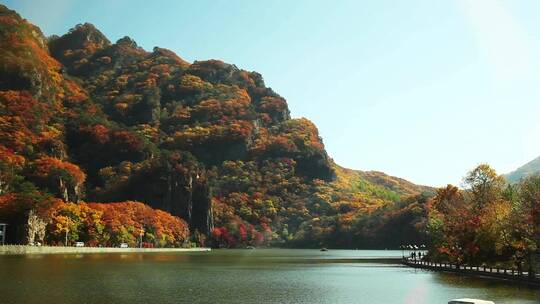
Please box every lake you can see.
[0,249,538,304]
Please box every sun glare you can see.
[458,0,539,84]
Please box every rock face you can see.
[42,20,334,236]
[90,154,214,235]
[48,23,111,70]
[192,175,214,235]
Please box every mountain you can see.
[505,156,540,183]
[0,5,432,248]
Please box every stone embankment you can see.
[0,245,211,255]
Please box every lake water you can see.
[0,249,538,304]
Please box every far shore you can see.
[0,245,211,255]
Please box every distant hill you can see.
[505,156,540,183]
[0,4,433,248]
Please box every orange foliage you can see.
[87,201,189,246]
[0,91,54,151]
[33,156,86,186]
[0,145,25,167]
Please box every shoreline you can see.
[0,245,211,255]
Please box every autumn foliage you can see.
[46,201,189,247]
[426,164,539,272]
[0,4,433,249]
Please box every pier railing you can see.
[403,258,540,285]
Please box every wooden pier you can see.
[403,258,540,287]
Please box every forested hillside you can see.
[0,5,432,248]
[505,156,540,183]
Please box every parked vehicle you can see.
[74,242,84,247]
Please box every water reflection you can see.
[0,249,538,304]
[431,271,540,302]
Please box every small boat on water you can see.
[320,248,328,251]
[448,299,495,304]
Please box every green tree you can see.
[515,175,540,275]
[463,164,505,210]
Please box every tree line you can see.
[426,164,539,275]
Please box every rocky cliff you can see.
[0,5,431,248]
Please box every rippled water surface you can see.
[0,249,538,304]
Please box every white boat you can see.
[448,299,495,304]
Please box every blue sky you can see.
[4,0,540,187]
